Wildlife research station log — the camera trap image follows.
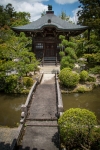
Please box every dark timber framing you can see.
[12,5,88,62]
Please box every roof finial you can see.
[48,5,52,11]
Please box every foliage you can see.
[0,3,39,94]
[77,85,90,93]
[91,127,100,150]
[23,77,33,88]
[21,89,30,94]
[84,53,100,64]
[58,108,98,149]
[59,68,80,87]
[77,0,100,30]
[0,32,39,77]
[89,66,100,74]
[59,51,65,58]
[0,30,39,93]
[59,11,70,21]
[4,75,18,93]
[80,70,89,81]
[87,76,96,82]
[0,3,16,27]
[0,3,30,27]
[41,10,46,17]
[60,56,75,70]
[59,35,77,70]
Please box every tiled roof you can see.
[12,13,88,31]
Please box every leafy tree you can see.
[58,108,98,150]
[77,0,100,30]
[59,35,77,69]
[11,12,30,27]
[41,10,46,17]
[0,3,16,27]
[59,11,70,21]
[6,32,39,76]
[0,31,39,93]
[0,3,30,27]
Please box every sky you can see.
[0,0,81,23]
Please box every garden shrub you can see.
[80,70,89,81]
[59,68,80,87]
[60,56,75,70]
[58,108,98,149]
[87,75,96,82]
[77,85,91,93]
[23,77,33,88]
[59,51,65,58]
[5,75,18,93]
[91,127,100,150]
[21,89,30,94]
[89,66,100,74]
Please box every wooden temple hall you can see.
[12,5,88,65]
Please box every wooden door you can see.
[45,43,56,57]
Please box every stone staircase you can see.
[42,57,60,66]
[40,65,60,74]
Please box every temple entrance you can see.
[45,43,56,57]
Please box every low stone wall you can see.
[55,74,64,116]
[11,73,43,149]
[20,73,43,123]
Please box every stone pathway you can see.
[18,74,60,150]
[40,65,60,74]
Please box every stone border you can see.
[55,74,64,116]
[20,73,43,122]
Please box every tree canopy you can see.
[59,11,70,21]
[0,3,39,93]
[0,3,30,28]
[77,0,100,30]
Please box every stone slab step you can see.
[25,120,58,127]
[26,118,57,121]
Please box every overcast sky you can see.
[0,0,80,23]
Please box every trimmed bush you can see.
[80,70,89,81]
[58,108,98,149]
[59,51,65,58]
[5,75,18,93]
[60,56,75,70]
[23,77,33,88]
[59,68,80,87]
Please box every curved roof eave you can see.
[12,13,88,32]
[12,24,88,32]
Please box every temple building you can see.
[12,5,88,64]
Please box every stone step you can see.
[26,118,57,121]
[25,120,58,127]
[44,57,56,61]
